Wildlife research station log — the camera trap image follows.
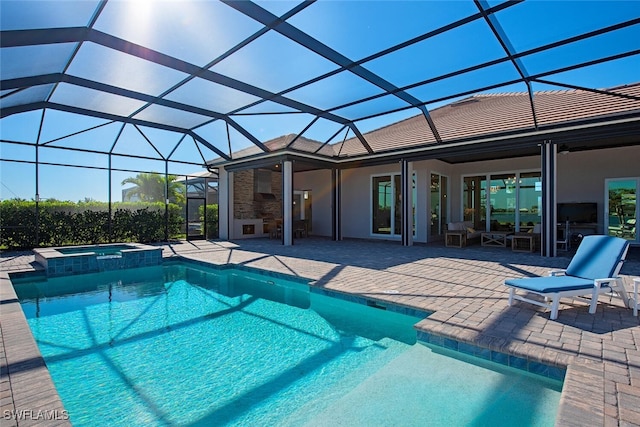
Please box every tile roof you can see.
[338,83,640,157]
[230,134,334,160]
[212,83,639,165]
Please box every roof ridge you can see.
[474,89,574,97]
[472,81,640,97]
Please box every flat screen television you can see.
[557,203,598,224]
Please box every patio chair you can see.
[557,220,570,251]
[293,219,308,238]
[267,220,281,239]
[621,218,636,239]
[504,235,630,320]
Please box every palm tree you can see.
[121,173,185,204]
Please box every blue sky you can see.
[1,0,639,202]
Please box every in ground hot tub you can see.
[34,243,162,276]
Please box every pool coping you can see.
[2,244,639,426]
[0,269,71,427]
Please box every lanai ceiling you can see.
[1,0,640,167]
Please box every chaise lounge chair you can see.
[504,235,630,320]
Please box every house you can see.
[1,1,638,256]
[210,84,640,255]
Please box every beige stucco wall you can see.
[292,169,333,237]
[556,145,639,202]
[555,145,640,233]
[340,164,399,240]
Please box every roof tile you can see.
[337,83,640,157]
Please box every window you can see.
[489,173,516,231]
[463,171,540,232]
[372,175,392,235]
[606,178,638,243]
[518,172,541,230]
[463,175,486,230]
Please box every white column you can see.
[282,160,293,246]
[218,166,231,240]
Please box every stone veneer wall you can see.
[234,169,283,219]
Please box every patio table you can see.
[481,231,512,248]
[445,231,467,248]
[511,233,536,252]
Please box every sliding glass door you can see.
[606,178,638,243]
[372,173,415,237]
[372,175,393,235]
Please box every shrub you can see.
[0,199,193,250]
[0,200,37,249]
[200,204,219,239]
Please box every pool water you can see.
[15,263,562,426]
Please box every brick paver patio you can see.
[2,239,639,426]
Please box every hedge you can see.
[0,200,188,250]
[201,204,219,239]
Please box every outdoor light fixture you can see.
[559,144,570,155]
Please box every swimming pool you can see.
[15,261,563,426]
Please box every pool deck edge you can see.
[1,268,71,427]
